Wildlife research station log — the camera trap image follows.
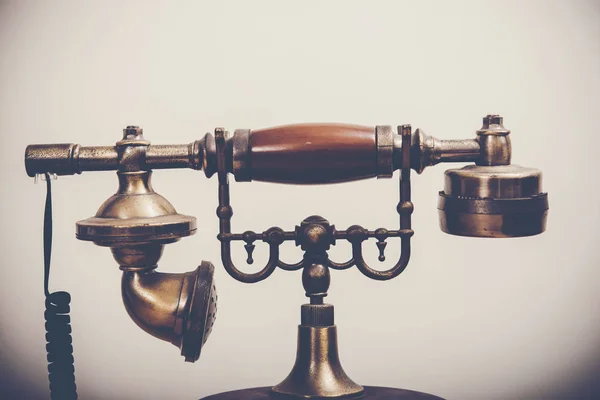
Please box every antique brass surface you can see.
[76,171,196,246]
[270,215,365,398]
[443,164,542,198]
[272,325,364,398]
[436,116,547,237]
[408,130,480,174]
[437,165,548,237]
[475,114,511,166]
[433,115,548,238]
[24,115,549,399]
[122,262,217,362]
[76,127,196,247]
[72,128,216,362]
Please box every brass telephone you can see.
[25,115,548,399]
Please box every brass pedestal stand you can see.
[201,212,444,399]
[200,301,444,400]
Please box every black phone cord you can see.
[43,173,78,400]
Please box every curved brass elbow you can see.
[122,262,217,362]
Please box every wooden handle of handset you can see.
[247,123,377,184]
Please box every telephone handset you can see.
[41,173,78,400]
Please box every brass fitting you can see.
[475,114,512,166]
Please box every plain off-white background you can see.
[1,1,599,399]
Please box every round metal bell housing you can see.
[76,170,196,247]
[438,164,548,238]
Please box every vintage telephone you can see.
[25,115,548,399]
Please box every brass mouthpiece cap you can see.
[438,165,548,237]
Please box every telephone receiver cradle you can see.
[25,115,548,399]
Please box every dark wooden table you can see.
[201,386,445,400]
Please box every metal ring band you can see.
[438,192,549,215]
[232,129,251,182]
[375,125,393,178]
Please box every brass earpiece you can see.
[438,164,548,237]
[436,116,548,237]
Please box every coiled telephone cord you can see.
[43,173,78,400]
